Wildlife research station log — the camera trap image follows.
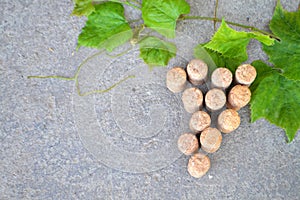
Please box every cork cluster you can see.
[166,60,257,178]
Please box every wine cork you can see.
[177,133,199,155]
[217,109,240,134]
[187,153,211,178]
[227,85,251,111]
[182,87,203,113]
[189,111,211,133]
[186,59,208,85]
[205,88,226,112]
[166,67,187,93]
[211,68,233,89]
[235,64,257,86]
[200,127,222,153]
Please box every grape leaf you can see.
[72,0,95,16]
[262,1,300,80]
[194,43,241,72]
[250,60,277,92]
[250,32,275,46]
[204,19,275,62]
[141,0,190,38]
[139,36,176,68]
[77,2,133,52]
[250,60,300,142]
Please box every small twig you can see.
[72,50,134,96]
[136,29,157,44]
[27,75,75,81]
[106,46,133,57]
[128,19,143,24]
[28,51,105,81]
[130,24,145,46]
[213,0,219,31]
[77,75,135,96]
[73,51,105,80]
[93,0,141,9]
[181,15,280,40]
[273,67,284,73]
[28,49,135,96]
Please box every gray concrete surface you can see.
[1,0,300,199]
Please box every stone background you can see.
[1,0,300,199]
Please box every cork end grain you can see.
[189,111,211,133]
[227,85,251,111]
[166,67,187,93]
[187,153,211,178]
[187,59,208,85]
[211,68,233,89]
[205,88,226,112]
[177,133,199,155]
[200,127,222,153]
[217,109,241,134]
[235,64,257,86]
[182,87,203,113]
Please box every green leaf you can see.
[250,60,277,92]
[250,32,275,46]
[250,61,300,142]
[194,43,241,72]
[141,0,190,38]
[139,36,176,68]
[77,2,133,52]
[72,0,95,16]
[262,1,300,80]
[204,19,274,62]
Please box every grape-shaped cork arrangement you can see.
[166,60,257,178]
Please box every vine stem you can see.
[28,50,135,96]
[128,19,143,24]
[105,46,133,57]
[27,75,75,81]
[94,0,141,9]
[181,15,280,40]
[125,1,141,10]
[213,0,219,31]
[78,75,135,96]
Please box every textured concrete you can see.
[1,0,300,199]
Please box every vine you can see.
[28,50,135,96]
[29,0,300,142]
[213,0,219,30]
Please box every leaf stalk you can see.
[181,15,280,41]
